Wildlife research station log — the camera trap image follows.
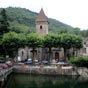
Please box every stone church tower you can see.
[18,8,49,61]
[35,8,49,61]
[36,8,48,35]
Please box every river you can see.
[2,73,88,88]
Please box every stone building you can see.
[36,8,48,35]
[78,37,88,57]
[82,37,88,56]
[18,8,64,62]
[18,8,88,62]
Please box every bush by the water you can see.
[70,57,88,68]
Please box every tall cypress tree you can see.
[0,9,9,56]
[0,9,9,36]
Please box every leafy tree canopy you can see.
[2,32,26,49]
[27,33,43,48]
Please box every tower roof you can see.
[36,8,48,22]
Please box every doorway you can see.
[55,52,59,62]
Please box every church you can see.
[18,8,88,62]
[18,8,64,62]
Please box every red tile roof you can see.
[36,8,48,22]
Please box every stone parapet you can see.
[13,65,78,76]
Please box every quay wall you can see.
[13,65,78,76]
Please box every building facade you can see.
[18,8,88,62]
[78,37,88,56]
[36,8,48,35]
[18,8,64,62]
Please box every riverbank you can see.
[1,65,88,78]
[1,64,88,88]
[3,73,88,88]
[13,65,77,75]
[0,67,13,88]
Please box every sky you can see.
[0,0,88,30]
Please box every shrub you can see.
[69,56,88,68]
[5,55,11,61]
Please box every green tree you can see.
[0,9,9,36]
[73,27,81,35]
[43,34,59,63]
[26,33,43,64]
[72,35,83,57]
[80,29,88,37]
[0,9,10,56]
[2,32,26,58]
[59,33,83,61]
[60,33,72,61]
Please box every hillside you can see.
[0,7,75,34]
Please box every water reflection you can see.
[3,74,88,88]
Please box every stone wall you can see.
[13,65,78,76]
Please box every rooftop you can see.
[36,8,48,22]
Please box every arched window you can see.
[22,51,24,56]
[40,25,42,29]
[55,52,59,61]
[83,48,86,53]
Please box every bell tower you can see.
[36,8,48,35]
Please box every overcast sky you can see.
[0,0,88,30]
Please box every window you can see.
[22,51,24,56]
[83,48,86,53]
[40,25,42,29]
